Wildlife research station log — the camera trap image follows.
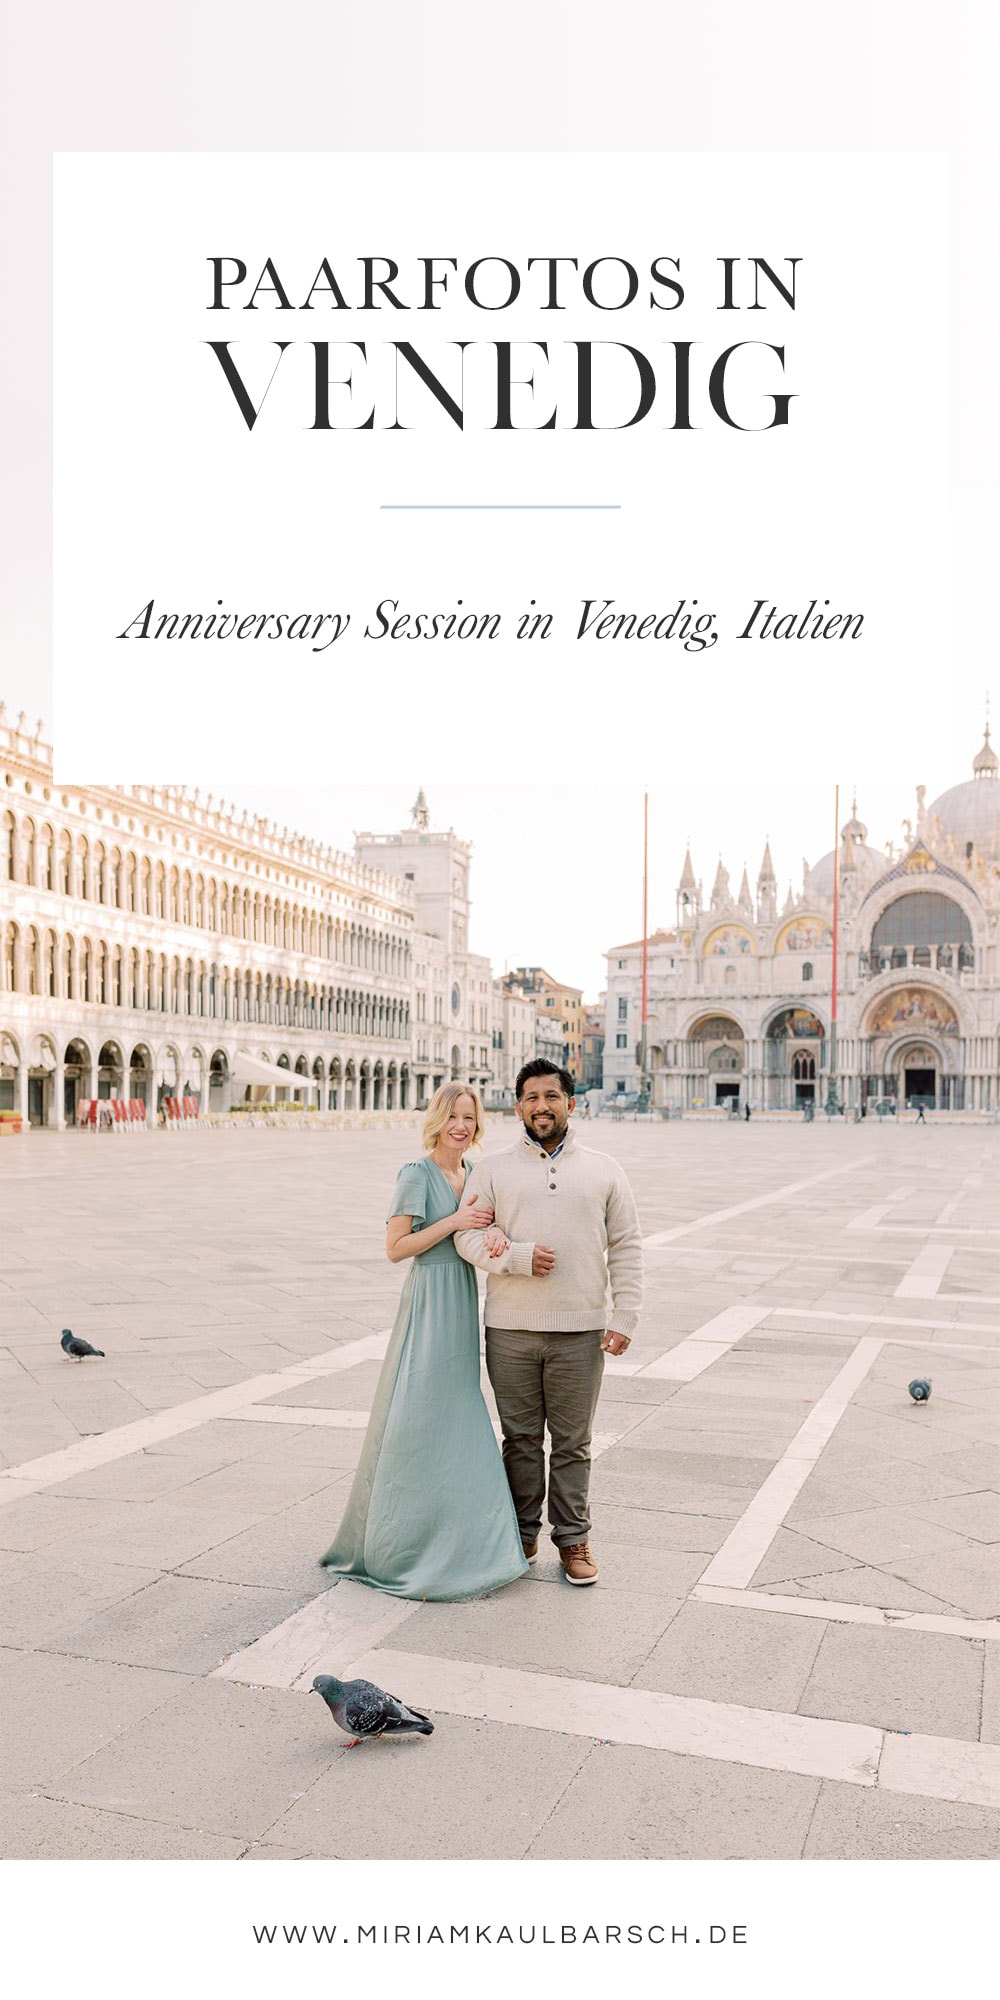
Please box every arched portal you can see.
[130,1042,153,1109]
[63,1038,90,1123]
[97,1040,125,1100]
[209,1048,229,1112]
[687,1013,745,1109]
[863,986,962,1111]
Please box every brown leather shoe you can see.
[559,1541,598,1585]
[521,1537,539,1562]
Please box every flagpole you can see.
[827,783,841,1115]
[639,791,650,1109]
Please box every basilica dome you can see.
[805,800,887,901]
[927,729,1000,857]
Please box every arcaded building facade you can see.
[0,711,423,1125]
[604,729,1000,1116]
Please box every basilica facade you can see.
[0,714,497,1127]
[603,729,1000,1116]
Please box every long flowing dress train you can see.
[319,1157,528,1600]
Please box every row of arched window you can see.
[1,812,408,972]
[1,923,410,1036]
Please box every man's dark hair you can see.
[515,1057,576,1101]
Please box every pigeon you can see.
[311,1674,434,1747]
[907,1377,932,1402]
[61,1329,105,1361]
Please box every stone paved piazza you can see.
[1,1117,998,1859]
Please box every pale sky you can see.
[218,742,983,1001]
[0,689,988,1000]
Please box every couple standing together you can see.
[321,1059,644,1596]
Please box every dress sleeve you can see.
[386,1160,427,1228]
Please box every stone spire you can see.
[710,857,730,910]
[676,844,700,923]
[737,866,753,915]
[841,793,868,843]
[756,839,777,923]
[972,720,998,779]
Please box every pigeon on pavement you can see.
[311,1674,434,1746]
[61,1329,105,1361]
[907,1377,932,1402]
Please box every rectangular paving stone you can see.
[787,1505,976,1566]
[639,1601,824,1711]
[589,1468,756,1518]
[54,1679,340,1838]
[266,1710,592,1859]
[882,1545,1000,1620]
[0,1792,249,1858]
[798,1622,985,1740]
[909,1489,1000,1541]
[588,1502,733,1553]
[760,1564,963,1614]
[526,1540,711,1597]
[397,1578,682,1685]
[595,1442,777,1489]
[177,1479,353,1591]
[0,1652,190,1791]
[64,1499,277,1571]
[525,1740,821,1859]
[1,1551,165,1648]
[51,1450,215,1502]
[49,1573,314,1674]
[982,1646,1000,1746]
[802,1780,1000,1858]
[748,1527,857,1588]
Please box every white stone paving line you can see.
[0,1163,857,1492]
[771,1306,1000,1338]
[231,1406,371,1430]
[696,1337,885,1591]
[879,1730,1000,1813]
[630,1303,771,1381]
[875,1225,1000,1238]
[213,1576,420,1690]
[756,1320,999,1354]
[301,1639,1000,1810]
[0,1329,391,1505]
[228,1400,629,1462]
[847,1186,917,1232]
[641,1160,861,1248]
[693,1583,1000,1646]
[218,1608,1000,1807]
[895,1242,956,1299]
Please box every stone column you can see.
[52,1059,66,1130]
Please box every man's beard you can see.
[525,1112,568,1145]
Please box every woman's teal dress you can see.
[319,1157,529,1600]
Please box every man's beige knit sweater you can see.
[454,1127,643,1335]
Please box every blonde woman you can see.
[320,1084,529,1599]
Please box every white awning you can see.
[231,1050,320,1094]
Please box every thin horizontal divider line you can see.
[378,503,621,510]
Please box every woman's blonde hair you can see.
[422,1082,485,1153]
